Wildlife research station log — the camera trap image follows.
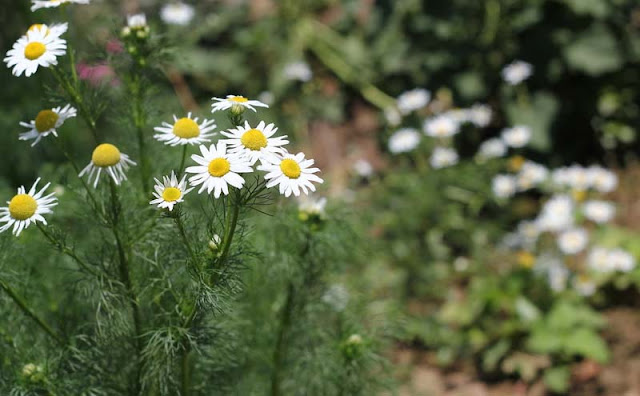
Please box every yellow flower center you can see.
[24,42,46,60]
[508,155,525,172]
[280,159,301,179]
[208,158,230,177]
[172,118,200,139]
[28,24,49,35]
[34,109,59,133]
[516,251,535,269]
[92,144,121,167]
[240,128,267,151]
[572,189,587,202]
[229,96,248,103]
[8,194,37,221]
[162,187,182,202]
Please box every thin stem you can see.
[178,145,188,177]
[131,74,151,193]
[108,180,143,393]
[36,223,100,278]
[174,214,199,273]
[51,66,98,142]
[0,278,64,345]
[215,192,240,270]
[180,305,198,396]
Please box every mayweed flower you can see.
[588,247,635,273]
[0,178,57,236]
[298,195,327,223]
[573,275,596,297]
[19,104,76,146]
[517,220,540,247]
[208,234,222,251]
[186,142,253,198]
[467,103,492,127]
[160,2,195,26]
[501,125,531,148]
[31,0,89,12]
[536,195,574,232]
[492,174,517,199]
[283,61,313,82]
[430,147,458,169]
[423,115,460,139]
[220,121,289,165]
[396,88,430,115]
[127,14,147,29]
[153,113,217,146]
[384,107,402,126]
[582,200,616,224]
[608,248,636,272]
[211,95,268,114]
[477,138,506,159]
[557,228,588,255]
[79,144,137,187]
[587,166,618,193]
[547,262,569,292]
[4,25,67,77]
[25,23,68,38]
[516,161,548,191]
[322,284,349,312]
[150,171,193,211]
[352,159,374,178]
[388,128,420,154]
[501,60,533,85]
[259,152,323,197]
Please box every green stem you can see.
[51,66,98,142]
[131,75,151,193]
[180,305,198,396]
[108,181,143,393]
[174,214,199,273]
[36,224,100,278]
[215,193,241,270]
[0,278,64,345]
[178,145,188,177]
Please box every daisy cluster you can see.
[498,161,634,296]
[384,89,493,170]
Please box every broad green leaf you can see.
[563,0,609,18]
[544,366,571,393]
[564,328,610,363]
[564,24,622,76]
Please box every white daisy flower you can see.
[384,107,402,126]
[492,174,517,199]
[501,60,533,85]
[423,115,460,139]
[501,125,531,148]
[26,23,68,38]
[467,103,492,127]
[186,142,253,198]
[31,0,89,12]
[160,2,195,26]
[477,138,506,159]
[219,120,288,165]
[582,200,616,224]
[557,228,588,255]
[353,159,373,178]
[396,88,430,115]
[517,220,540,247]
[150,171,193,211]
[153,113,217,146]
[0,178,57,237]
[516,161,548,191]
[4,25,67,77]
[536,195,574,232]
[79,143,137,188]
[19,104,76,146]
[127,14,147,29]
[388,128,420,154]
[587,247,614,273]
[430,147,458,169]
[258,152,323,197]
[609,249,635,272]
[587,166,618,193]
[211,95,269,113]
[283,61,313,82]
[298,195,327,218]
[573,275,596,297]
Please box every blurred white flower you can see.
[536,195,574,232]
[609,248,635,272]
[388,128,420,154]
[477,138,506,159]
[548,262,569,292]
[430,147,458,169]
[573,275,596,297]
[557,228,588,255]
[467,104,492,127]
[501,125,531,148]
[298,195,327,217]
[283,61,312,82]
[423,115,460,139]
[322,284,349,312]
[583,200,616,224]
[517,220,540,248]
[396,88,430,115]
[501,60,533,85]
[587,166,618,193]
[517,161,548,191]
[257,91,275,105]
[587,247,635,273]
[383,107,402,126]
[492,174,517,199]
[352,159,373,178]
[127,14,147,29]
[160,2,195,26]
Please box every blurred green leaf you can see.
[564,328,609,363]
[505,92,559,151]
[544,366,571,393]
[562,0,610,18]
[564,24,622,76]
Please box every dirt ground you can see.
[391,308,640,396]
